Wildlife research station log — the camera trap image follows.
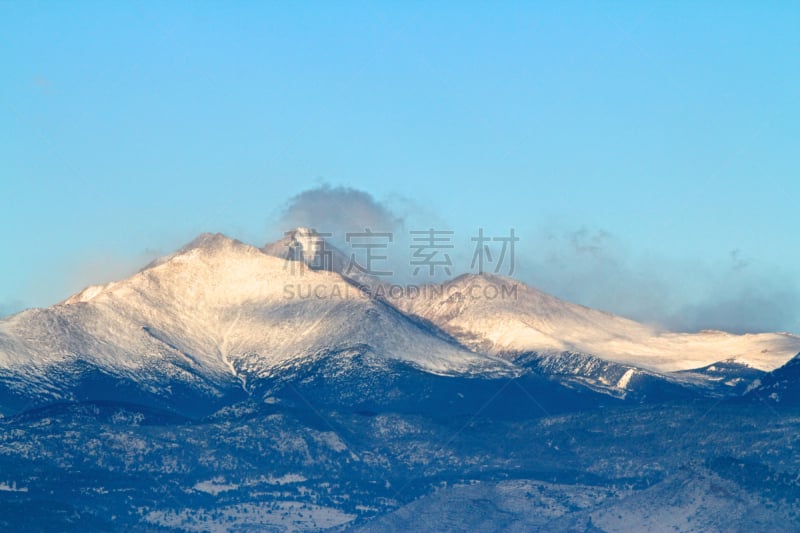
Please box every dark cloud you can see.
[276,185,416,280]
[279,185,404,235]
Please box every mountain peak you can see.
[181,232,244,253]
[261,227,381,286]
[263,227,330,255]
[138,232,259,274]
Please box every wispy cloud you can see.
[665,266,800,334]
[61,248,163,302]
[518,226,675,328]
[0,299,24,318]
[275,186,799,334]
[517,226,800,334]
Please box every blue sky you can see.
[1,2,798,333]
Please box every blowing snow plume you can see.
[275,185,412,281]
[279,185,404,237]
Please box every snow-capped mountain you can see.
[2,230,798,417]
[392,273,800,373]
[261,230,800,383]
[0,233,513,416]
[2,230,800,531]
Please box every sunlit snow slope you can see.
[394,274,800,372]
[1,231,798,416]
[0,234,512,411]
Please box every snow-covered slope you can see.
[1,230,798,416]
[745,354,800,404]
[392,273,800,372]
[3,231,800,530]
[0,233,513,413]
